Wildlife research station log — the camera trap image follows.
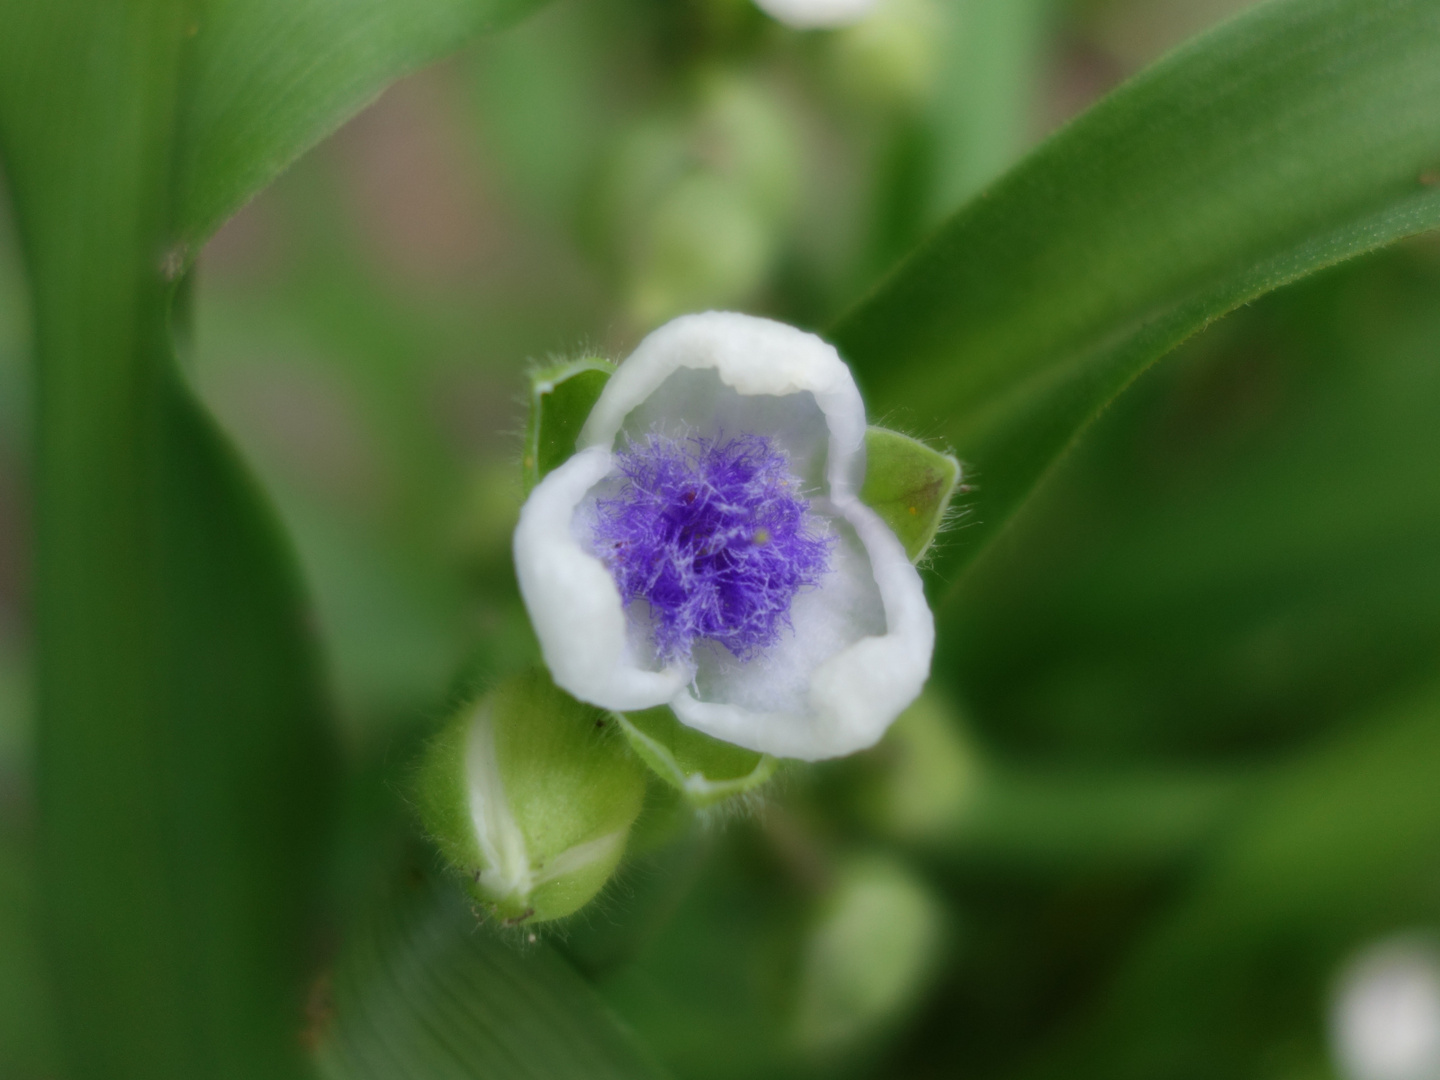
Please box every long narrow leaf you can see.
[0,2,337,1076]
[319,880,671,1080]
[833,0,1440,587]
[177,0,545,243]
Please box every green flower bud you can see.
[416,669,647,924]
[794,852,946,1059]
[824,0,944,110]
[593,74,802,325]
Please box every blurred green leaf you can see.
[0,0,555,1073]
[944,246,1440,764]
[598,827,807,1080]
[176,0,547,243]
[0,2,338,1077]
[834,0,1440,587]
[0,821,61,1079]
[924,0,1051,218]
[319,878,670,1080]
[1019,679,1440,1079]
[859,427,961,563]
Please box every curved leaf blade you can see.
[319,880,671,1080]
[177,0,546,242]
[833,0,1440,586]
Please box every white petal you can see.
[671,495,933,760]
[520,311,934,761]
[752,0,880,29]
[580,312,866,498]
[513,445,689,710]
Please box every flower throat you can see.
[593,432,834,666]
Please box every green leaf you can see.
[833,0,1440,586]
[175,0,546,244]
[924,0,1051,219]
[859,427,961,563]
[0,3,338,1077]
[1,0,548,1073]
[524,357,615,492]
[616,708,778,808]
[318,878,671,1080]
[1017,679,1440,1079]
[943,248,1440,763]
[0,820,61,1079]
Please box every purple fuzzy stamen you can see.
[593,431,834,666]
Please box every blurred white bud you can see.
[754,0,879,30]
[794,853,946,1058]
[1331,935,1440,1080]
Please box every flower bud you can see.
[794,853,946,1059]
[592,76,801,325]
[416,669,647,924]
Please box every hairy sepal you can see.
[416,670,647,924]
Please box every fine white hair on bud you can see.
[513,311,935,762]
[752,0,880,30]
[415,671,647,925]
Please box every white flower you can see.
[513,312,934,761]
[753,0,880,30]
[1331,936,1440,1080]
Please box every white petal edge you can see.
[515,311,934,761]
[752,0,880,29]
[513,445,690,711]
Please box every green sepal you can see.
[860,427,962,563]
[416,669,647,924]
[616,707,778,808]
[524,357,616,492]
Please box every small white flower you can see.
[513,312,934,762]
[1332,936,1440,1080]
[753,0,880,30]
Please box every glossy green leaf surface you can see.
[617,707,778,808]
[319,880,670,1080]
[859,427,961,563]
[834,0,1440,587]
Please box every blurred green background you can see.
[5,0,1440,1078]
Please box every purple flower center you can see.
[593,432,834,666]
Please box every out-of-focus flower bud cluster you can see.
[589,75,801,327]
